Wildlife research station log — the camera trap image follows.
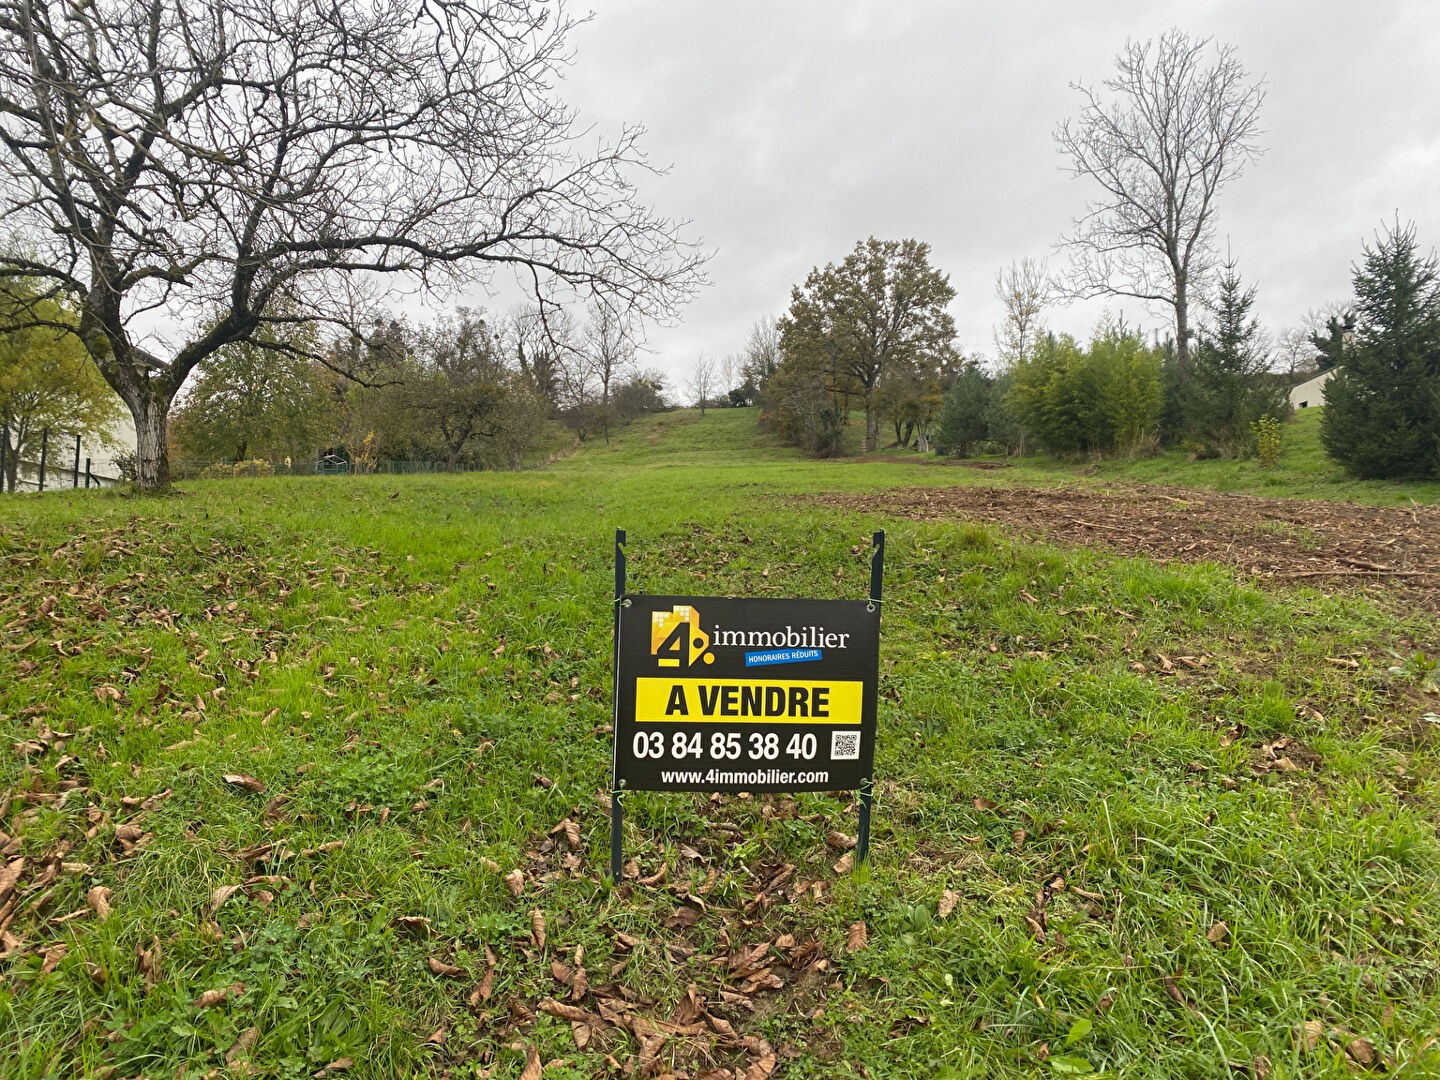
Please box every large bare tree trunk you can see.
[131,395,172,493]
[864,403,879,453]
[132,397,169,495]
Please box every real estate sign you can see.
[613,596,879,793]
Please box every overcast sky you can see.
[459,0,1440,389]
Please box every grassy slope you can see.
[992,409,1440,505]
[0,409,1437,1079]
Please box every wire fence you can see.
[1,426,508,492]
[170,457,507,480]
[1,425,120,493]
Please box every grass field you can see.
[2,409,1438,1079]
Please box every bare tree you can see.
[583,304,636,442]
[1055,29,1264,374]
[740,316,782,391]
[687,354,717,415]
[993,257,1055,365]
[0,0,704,491]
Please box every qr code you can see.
[830,729,861,761]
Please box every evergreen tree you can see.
[1321,222,1440,479]
[934,363,993,457]
[1186,262,1289,455]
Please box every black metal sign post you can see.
[609,530,884,880]
[610,528,627,884]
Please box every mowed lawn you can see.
[2,409,1438,1079]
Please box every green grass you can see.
[998,409,1440,505]
[1,412,1438,1079]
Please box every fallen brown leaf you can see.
[519,1045,542,1080]
[561,819,582,851]
[427,956,464,978]
[826,831,856,851]
[832,852,854,875]
[312,1058,354,1078]
[469,944,497,1005]
[1206,921,1229,947]
[845,921,868,953]
[209,884,241,914]
[538,997,595,1022]
[1346,1038,1377,1067]
[222,773,266,794]
[226,1026,260,1066]
[505,869,524,897]
[86,885,113,921]
[938,889,959,919]
[194,981,245,1009]
[0,858,24,903]
[425,1027,446,1046]
[1294,1020,1325,1052]
[530,908,546,948]
[1161,973,1197,1013]
[40,942,68,974]
[478,856,501,873]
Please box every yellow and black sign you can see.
[614,596,879,793]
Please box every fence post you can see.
[38,428,48,492]
[73,432,81,488]
[85,458,92,489]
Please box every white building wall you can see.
[1289,368,1337,410]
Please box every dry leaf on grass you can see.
[529,908,546,948]
[478,856,501,873]
[845,922,868,953]
[505,869,524,897]
[560,819,582,851]
[226,1027,260,1065]
[222,773,266,793]
[938,889,959,919]
[832,852,854,875]
[1206,921,1229,946]
[427,956,464,978]
[1161,973,1197,1013]
[0,858,24,902]
[209,884,241,914]
[312,1059,354,1078]
[194,982,245,1008]
[425,1027,446,1046]
[40,942,68,974]
[826,831,856,851]
[86,885,112,920]
[469,945,497,1005]
[538,998,597,1022]
[1346,1038,1377,1067]
[1294,1020,1325,1052]
[519,1045,543,1080]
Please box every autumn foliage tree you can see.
[0,0,702,491]
[772,238,956,453]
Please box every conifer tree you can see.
[1186,262,1288,455]
[1321,222,1440,479]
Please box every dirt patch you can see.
[811,482,1440,611]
